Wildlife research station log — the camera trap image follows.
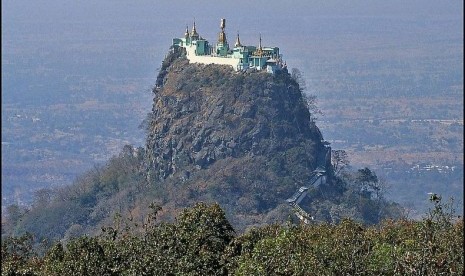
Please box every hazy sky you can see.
[3,0,462,72]
[3,1,463,33]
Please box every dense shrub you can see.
[2,198,462,275]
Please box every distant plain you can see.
[2,0,463,216]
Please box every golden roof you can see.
[191,21,199,37]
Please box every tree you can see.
[173,202,235,275]
[4,204,26,234]
[32,188,53,209]
[331,150,350,176]
[1,201,462,275]
[1,232,39,274]
[55,237,109,275]
[303,93,322,122]
[353,168,388,223]
[355,167,378,195]
[291,68,322,121]
[291,68,306,92]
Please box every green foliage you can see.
[355,167,379,194]
[3,145,147,244]
[230,198,464,275]
[325,166,403,225]
[1,197,463,275]
[167,202,235,275]
[50,237,109,275]
[1,233,41,276]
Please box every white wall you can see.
[186,46,239,70]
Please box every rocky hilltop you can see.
[3,49,404,241]
[144,50,332,229]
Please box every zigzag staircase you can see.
[286,165,327,224]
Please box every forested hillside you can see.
[2,199,463,275]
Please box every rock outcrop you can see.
[144,51,331,229]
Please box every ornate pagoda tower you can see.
[216,18,229,56]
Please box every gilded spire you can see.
[234,31,242,47]
[191,20,199,38]
[217,18,227,44]
[255,33,263,56]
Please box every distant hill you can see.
[2,49,403,241]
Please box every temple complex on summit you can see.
[172,19,286,73]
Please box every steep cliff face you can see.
[147,56,326,178]
[144,52,330,229]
